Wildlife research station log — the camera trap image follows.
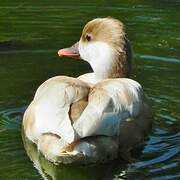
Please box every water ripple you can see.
[140,55,180,64]
[132,147,179,169]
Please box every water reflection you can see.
[22,130,128,180]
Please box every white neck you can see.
[78,73,103,86]
[89,49,114,80]
[79,41,116,82]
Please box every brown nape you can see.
[69,97,88,123]
[124,37,133,77]
[109,36,132,78]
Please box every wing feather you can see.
[73,78,144,138]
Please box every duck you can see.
[22,17,152,164]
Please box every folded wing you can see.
[23,76,90,144]
[73,78,144,139]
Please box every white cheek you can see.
[79,41,114,66]
[79,42,94,62]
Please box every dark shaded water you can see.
[0,0,180,179]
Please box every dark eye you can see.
[85,34,92,41]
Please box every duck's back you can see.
[23,77,152,164]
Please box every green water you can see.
[0,0,180,179]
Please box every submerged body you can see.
[23,17,152,164]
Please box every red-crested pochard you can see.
[23,17,152,164]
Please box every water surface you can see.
[0,0,180,179]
